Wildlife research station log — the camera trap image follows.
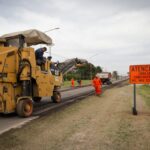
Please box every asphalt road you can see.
[0,86,94,135]
[0,78,128,135]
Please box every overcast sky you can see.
[0,0,150,74]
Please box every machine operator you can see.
[35,47,47,66]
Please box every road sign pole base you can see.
[132,107,138,115]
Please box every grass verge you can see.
[138,84,150,107]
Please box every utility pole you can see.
[44,27,60,33]
[44,27,60,56]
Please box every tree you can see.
[64,63,103,80]
[96,66,102,73]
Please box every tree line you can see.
[63,63,102,80]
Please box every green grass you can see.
[62,80,91,88]
[138,85,150,107]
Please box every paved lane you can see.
[0,86,94,135]
[0,78,128,135]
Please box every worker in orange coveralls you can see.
[71,78,75,88]
[92,75,102,96]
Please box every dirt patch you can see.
[0,82,150,150]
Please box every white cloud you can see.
[0,0,150,75]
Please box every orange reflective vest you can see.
[92,77,102,95]
[71,79,75,87]
[92,77,102,87]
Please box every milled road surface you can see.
[0,81,149,150]
[0,86,94,135]
[0,79,125,135]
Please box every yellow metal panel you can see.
[0,96,4,112]
[0,73,17,83]
[36,72,54,97]
[53,74,63,86]
[21,48,36,68]
[0,83,16,113]
[4,51,16,73]
[0,47,17,83]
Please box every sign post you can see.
[133,84,137,115]
[129,64,150,115]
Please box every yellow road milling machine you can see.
[0,29,87,117]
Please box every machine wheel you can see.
[51,92,61,103]
[16,99,33,117]
[33,97,41,103]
